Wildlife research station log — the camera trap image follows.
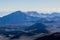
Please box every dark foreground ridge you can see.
[35,32,60,40]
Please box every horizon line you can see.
[0,10,60,17]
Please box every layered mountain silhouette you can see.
[0,11,60,40]
[0,11,48,38]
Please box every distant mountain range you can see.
[0,11,60,24]
[0,11,60,31]
[0,11,60,40]
[0,11,49,39]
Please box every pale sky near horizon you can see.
[0,0,60,17]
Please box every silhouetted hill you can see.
[25,23,48,36]
[35,32,60,40]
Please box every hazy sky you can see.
[0,0,60,17]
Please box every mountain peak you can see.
[13,11,22,13]
[10,11,24,15]
[0,11,39,24]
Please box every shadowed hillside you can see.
[35,32,60,40]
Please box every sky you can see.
[0,0,60,17]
